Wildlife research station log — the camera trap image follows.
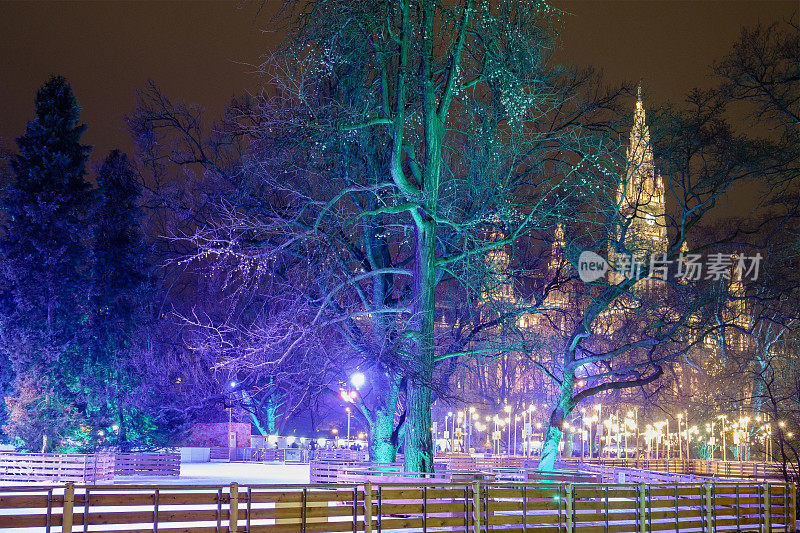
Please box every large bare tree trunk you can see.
[404,220,437,472]
[369,374,402,463]
[538,371,575,471]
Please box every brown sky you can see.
[0,0,796,165]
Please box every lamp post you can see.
[227,380,237,460]
[593,404,602,457]
[453,411,464,451]
[446,412,453,452]
[491,416,497,455]
[503,405,512,455]
[686,415,691,460]
[741,416,751,461]
[705,421,716,460]
[469,406,476,453]
[345,407,352,442]
[525,405,536,458]
[579,408,586,460]
[717,415,728,461]
[625,411,636,461]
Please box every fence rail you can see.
[563,457,798,480]
[113,452,180,477]
[0,453,114,483]
[0,480,794,532]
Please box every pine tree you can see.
[89,150,155,450]
[0,76,94,451]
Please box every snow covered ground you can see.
[0,463,313,532]
[0,461,311,486]
[115,461,311,485]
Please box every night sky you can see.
[0,0,796,164]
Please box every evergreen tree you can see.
[0,76,94,451]
[89,150,157,450]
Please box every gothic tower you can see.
[609,86,667,284]
[619,85,667,255]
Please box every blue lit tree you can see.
[88,149,163,449]
[0,76,94,451]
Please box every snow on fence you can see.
[0,480,795,532]
[113,452,180,477]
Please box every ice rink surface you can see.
[0,461,312,486]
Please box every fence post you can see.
[638,483,647,533]
[473,482,481,533]
[364,482,372,533]
[763,483,771,533]
[566,484,574,533]
[705,483,713,533]
[229,482,238,532]
[790,483,797,533]
[62,483,74,533]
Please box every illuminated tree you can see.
[530,87,779,470]
[0,76,94,450]
[221,0,630,471]
[87,150,165,449]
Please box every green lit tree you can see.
[88,149,162,450]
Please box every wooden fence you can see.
[113,453,180,477]
[314,449,369,461]
[438,454,529,471]
[563,458,797,480]
[210,447,231,461]
[0,480,795,532]
[0,453,114,484]
[236,448,310,463]
[310,460,401,484]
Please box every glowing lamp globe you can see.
[350,372,366,389]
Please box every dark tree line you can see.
[0,77,184,451]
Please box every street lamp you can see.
[446,412,453,453]
[457,411,465,453]
[503,405,512,455]
[350,372,365,389]
[593,404,602,457]
[717,415,728,461]
[227,380,237,460]
[470,409,478,453]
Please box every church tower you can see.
[610,86,667,284]
[618,85,667,256]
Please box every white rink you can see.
[0,462,313,533]
[0,461,311,486]
[116,461,312,485]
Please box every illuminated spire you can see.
[549,222,565,272]
[613,83,667,257]
[623,83,657,202]
[636,82,642,110]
